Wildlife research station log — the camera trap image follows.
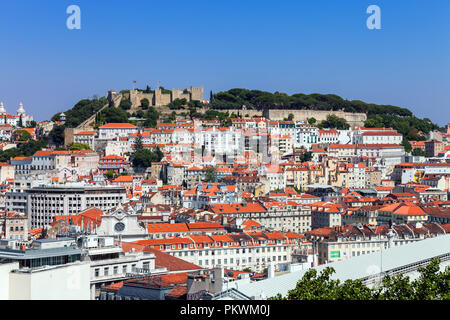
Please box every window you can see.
[104,267,109,276]
[122,265,127,274]
[113,266,118,275]
[95,268,100,277]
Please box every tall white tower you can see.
[17,102,26,116]
[0,102,6,115]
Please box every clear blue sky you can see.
[0,0,449,125]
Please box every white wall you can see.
[0,262,19,299]
[8,262,90,300]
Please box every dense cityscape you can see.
[1,1,449,308]
[0,88,448,300]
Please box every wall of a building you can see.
[8,262,91,300]
[0,262,19,299]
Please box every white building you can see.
[0,102,34,127]
[353,127,403,145]
[1,261,91,300]
[26,184,127,229]
[98,123,138,140]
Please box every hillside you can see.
[48,88,441,142]
[210,89,440,140]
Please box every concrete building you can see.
[217,234,450,299]
[26,184,127,229]
[0,261,90,300]
[129,230,305,273]
[77,235,161,299]
[98,123,138,140]
[305,222,448,265]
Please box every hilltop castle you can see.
[0,102,34,127]
[107,87,204,110]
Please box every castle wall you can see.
[128,91,154,112]
[107,87,204,109]
[154,89,172,106]
[266,109,367,128]
[188,87,204,102]
[219,109,263,118]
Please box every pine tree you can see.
[133,131,143,153]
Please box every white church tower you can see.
[0,102,6,115]
[17,102,26,116]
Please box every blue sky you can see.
[0,0,449,124]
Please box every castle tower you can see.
[0,102,6,115]
[17,102,26,116]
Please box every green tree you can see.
[271,258,449,300]
[205,167,217,182]
[133,132,143,153]
[140,98,150,110]
[104,170,118,180]
[119,99,132,110]
[401,138,412,153]
[143,107,159,128]
[299,151,313,162]
[131,148,164,169]
[97,107,129,124]
[307,117,316,125]
[412,148,427,157]
[51,97,107,128]
[69,143,91,151]
[48,125,66,147]
[169,111,176,122]
[287,113,294,121]
[27,120,37,128]
[14,130,32,142]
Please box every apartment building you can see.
[352,127,403,145]
[26,184,126,229]
[131,231,305,273]
[73,131,96,150]
[98,123,138,140]
[306,222,449,264]
[309,201,344,229]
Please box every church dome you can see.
[17,102,26,116]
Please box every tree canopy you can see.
[51,97,107,128]
[131,147,164,169]
[69,143,91,151]
[209,88,439,140]
[205,167,217,183]
[143,107,159,128]
[412,148,427,157]
[270,258,449,300]
[96,107,129,125]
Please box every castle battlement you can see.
[107,86,204,109]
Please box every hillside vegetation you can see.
[210,89,440,140]
[51,97,108,128]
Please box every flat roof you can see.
[0,246,82,260]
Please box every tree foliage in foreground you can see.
[269,258,449,300]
